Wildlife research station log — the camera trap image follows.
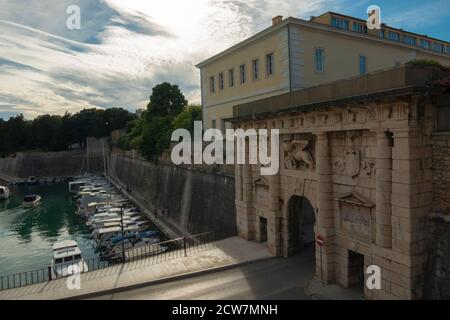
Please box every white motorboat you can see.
[0,186,11,200]
[50,240,88,279]
[68,181,88,193]
[93,225,140,244]
[22,194,41,208]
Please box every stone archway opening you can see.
[287,195,316,253]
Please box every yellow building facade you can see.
[196,12,450,130]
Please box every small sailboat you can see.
[50,240,88,279]
[22,194,41,208]
[0,186,11,200]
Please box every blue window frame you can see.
[388,31,400,41]
[209,76,215,93]
[315,48,324,72]
[331,17,349,30]
[433,42,444,53]
[420,39,430,49]
[403,35,416,46]
[239,64,246,84]
[352,22,367,34]
[266,53,274,76]
[252,59,259,80]
[228,68,234,87]
[359,55,367,75]
[218,72,224,90]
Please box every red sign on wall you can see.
[316,235,325,247]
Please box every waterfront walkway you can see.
[0,237,272,300]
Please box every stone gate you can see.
[228,65,450,299]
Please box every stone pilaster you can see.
[315,131,335,282]
[390,128,431,299]
[236,163,255,240]
[267,174,282,256]
[375,130,393,248]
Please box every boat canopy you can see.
[52,240,78,251]
[23,195,39,202]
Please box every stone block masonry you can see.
[108,153,237,239]
[432,133,450,213]
[228,66,450,300]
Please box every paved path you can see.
[0,237,272,300]
[306,278,363,300]
[91,245,317,300]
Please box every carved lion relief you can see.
[283,140,315,171]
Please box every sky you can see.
[0,0,449,119]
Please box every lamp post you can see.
[121,208,125,263]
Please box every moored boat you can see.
[50,240,88,279]
[26,176,38,185]
[22,194,41,208]
[0,186,11,200]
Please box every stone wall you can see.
[0,150,86,181]
[109,153,237,238]
[432,133,450,213]
[424,216,450,299]
[424,132,450,299]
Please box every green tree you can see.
[0,108,135,155]
[147,82,188,118]
[172,104,202,133]
[139,116,173,159]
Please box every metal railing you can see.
[0,232,215,291]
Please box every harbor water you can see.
[0,182,100,276]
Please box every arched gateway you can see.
[287,195,315,252]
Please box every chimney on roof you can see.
[272,15,283,26]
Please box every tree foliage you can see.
[0,107,136,156]
[117,83,202,160]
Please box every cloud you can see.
[0,0,339,119]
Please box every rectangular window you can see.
[447,46,450,55]
[228,68,234,87]
[420,39,431,49]
[218,72,224,90]
[252,59,259,80]
[352,22,367,34]
[211,119,216,129]
[403,35,416,46]
[239,64,246,84]
[331,16,349,30]
[379,29,385,38]
[314,48,324,73]
[433,42,444,53]
[359,55,367,75]
[266,53,274,76]
[209,76,215,93]
[388,31,400,41]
